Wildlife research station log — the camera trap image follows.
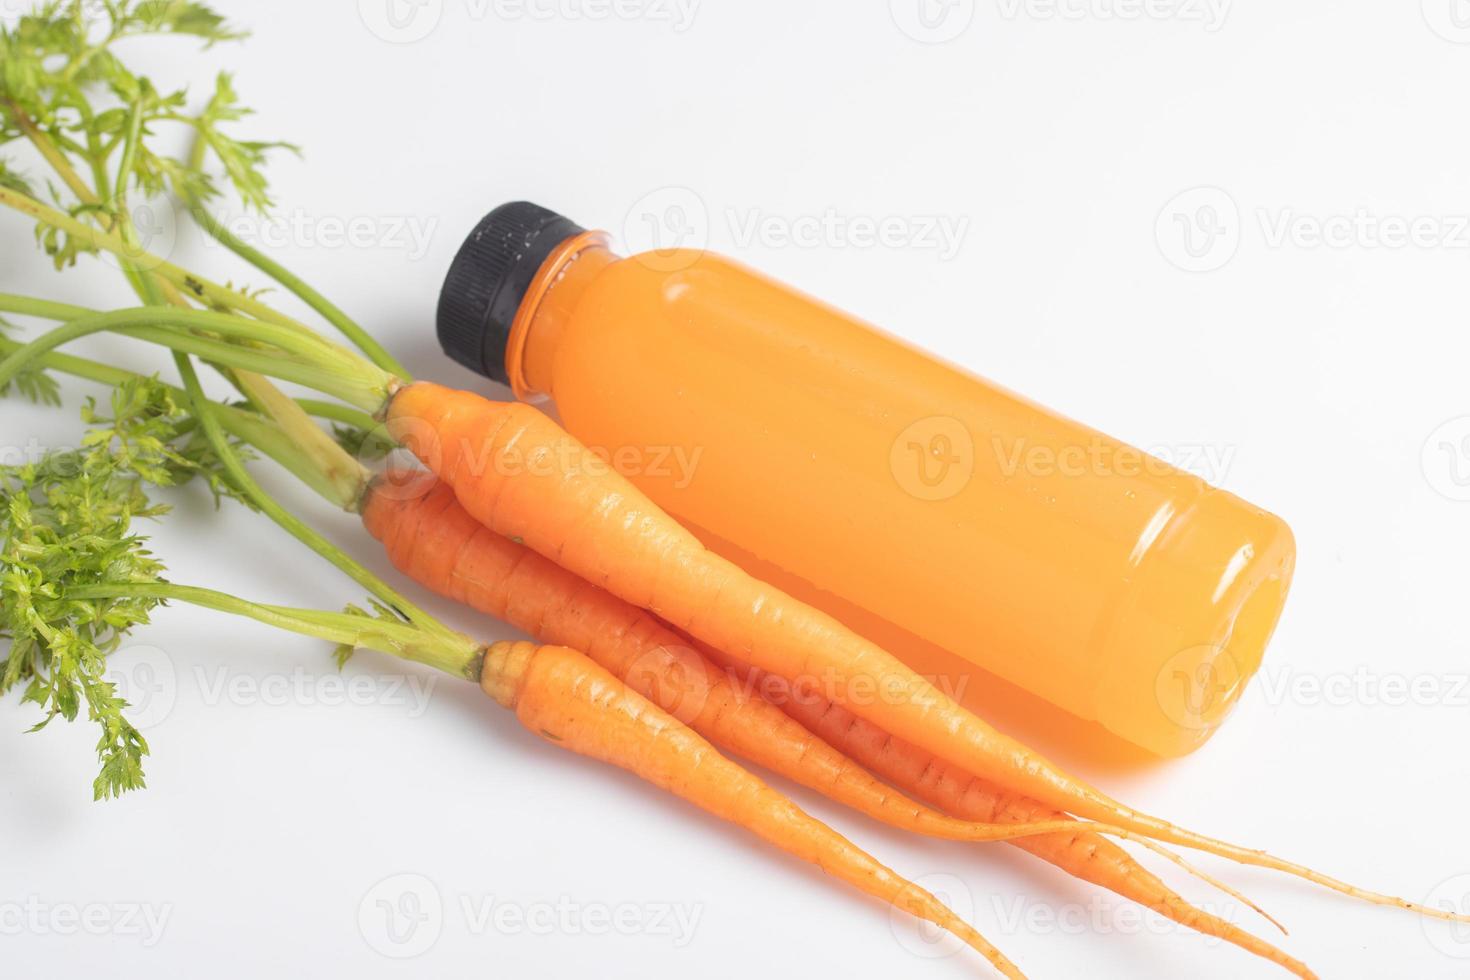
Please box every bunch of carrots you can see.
[0,5,1463,976]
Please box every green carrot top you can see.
[0,1,461,799]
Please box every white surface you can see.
[3,1,1470,977]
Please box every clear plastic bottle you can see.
[436,202,1296,757]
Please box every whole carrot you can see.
[364,473,1104,845]
[363,473,1313,978]
[385,381,1468,922]
[483,639,1024,979]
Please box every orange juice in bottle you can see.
[435,201,1295,757]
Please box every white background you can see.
[3,1,1470,977]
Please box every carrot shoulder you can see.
[482,639,1024,979]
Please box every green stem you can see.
[93,115,367,505]
[0,185,379,367]
[186,199,411,380]
[69,583,484,680]
[172,353,454,645]
[114,97,145,214]
[111,98,170,309]
[75,96,116,207]
[230,368,367,509]
[215,402,364,509]
[0,300,390,411]
[0,336,369,510]
[294,398,380,431]
[0,299,352,370]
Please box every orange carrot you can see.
[364,474,1313,978]
[386,381,1468,924]
[365,474,1106,844]
[482,639,1025,978]
[707,650,1318,977]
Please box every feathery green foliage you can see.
[0,375,248,797]
[1,0,289,263]
[0,1,441,798]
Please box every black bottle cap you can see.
[436,201,585,385]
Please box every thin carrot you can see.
[385,381,1469,924]
[364,473,1107,844]
[710,650,1316,977]
[363,474,1313,978]
[482,639,1025,979]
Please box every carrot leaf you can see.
[0,374,250,797]
[0,316,60,405]
[0,160,33,198]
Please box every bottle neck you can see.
[505,230,617,400]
